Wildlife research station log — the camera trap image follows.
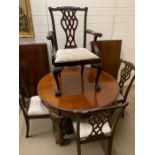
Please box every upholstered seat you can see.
[55,48,100,63]
[73,119,111,138]
[117,93,124,101]
[28,96,49,115]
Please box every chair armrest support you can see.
[47,31,55,40]
[47,31,57,63]
[91,41,102,57]
[86,29,102,41]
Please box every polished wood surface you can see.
[37,67,119,113]
[19,43,50,96]
[92,40,122,79]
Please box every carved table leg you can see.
[49,112,64,145]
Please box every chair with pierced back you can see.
[19,75,49,137]
[72,102,128,155]
[47,6,103,96]
[117,59,135,116]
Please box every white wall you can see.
[20,0,135,64]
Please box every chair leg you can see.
[121,102,127,118]
[76,139,81,155]
[121,105,127,118]
[121,110,125,118]
[52,67,62,96]
[25,118,30,138]
[81,65,84,75]
[108,137,113,155]
[95,63,102,91]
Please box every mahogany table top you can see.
[37,67,119,113]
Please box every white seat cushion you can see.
[28,96,49,115]
[73,119,111,138]
[117,93,124,101]
[55,48,99,63]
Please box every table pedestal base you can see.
[50,113,73,145]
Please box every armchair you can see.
[47,6,103,96]
[72,102,128,155]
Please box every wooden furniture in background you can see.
[92,40,122,79]
[37,67,120,144]
[19,43,50,96]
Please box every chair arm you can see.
[47,31,55,40]
[46,31,57,63]
[86,29,102,41]
[91,41,101,57]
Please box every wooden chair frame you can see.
[19,76,49,138]
[47,6,103,96]
[72,102,128,155]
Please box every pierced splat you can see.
[119,63,133,94]
[88,111,111,136]
[60,9,78,48]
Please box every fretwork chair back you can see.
[19,75,49,137]
[72,102,128,155]
[117,59,135,103]
[47,6,103,96]
[117,59,135,116]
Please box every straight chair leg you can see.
[121,110,125,118]
[108,137,113,155]
[121,102,128,118]
[76,139,81,155]
[25,119,30,138]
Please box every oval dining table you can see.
[37,67,119,144]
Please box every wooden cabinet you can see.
[92,40,122,79]
[19,43,50,96]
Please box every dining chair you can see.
[19,76,49,138]
[72,102,128,155]
[47,6,103,96]
[117,59,135,116]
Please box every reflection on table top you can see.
[37,67,119,113]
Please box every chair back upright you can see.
[48,6,88,50]
[19,74,30,117]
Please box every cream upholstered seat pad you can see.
[117,93,124,101]
[55,48,99,63]
[73,119,111,138]
[28,96,49,115]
